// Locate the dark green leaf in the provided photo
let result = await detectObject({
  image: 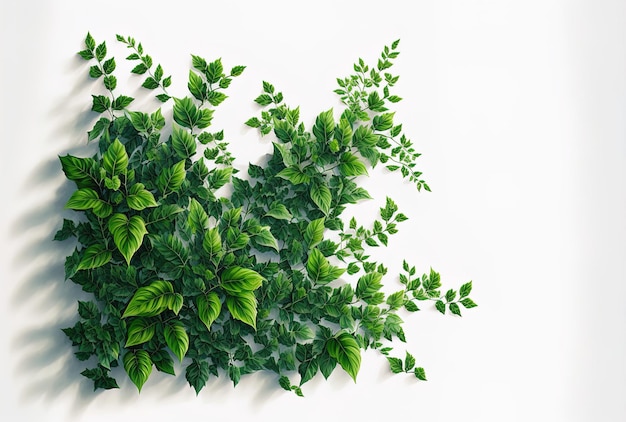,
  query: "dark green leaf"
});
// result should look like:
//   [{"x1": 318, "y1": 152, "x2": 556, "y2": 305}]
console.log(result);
[
  {"x1": 123, "y1": 350, "x2": 152, "y2": 392},
  {"x1": 186, "y1": 360, "x2": 210, "y2": 395},
  {"x1": 326, "y1": 332, "x2": 361, "y2": 382}
]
